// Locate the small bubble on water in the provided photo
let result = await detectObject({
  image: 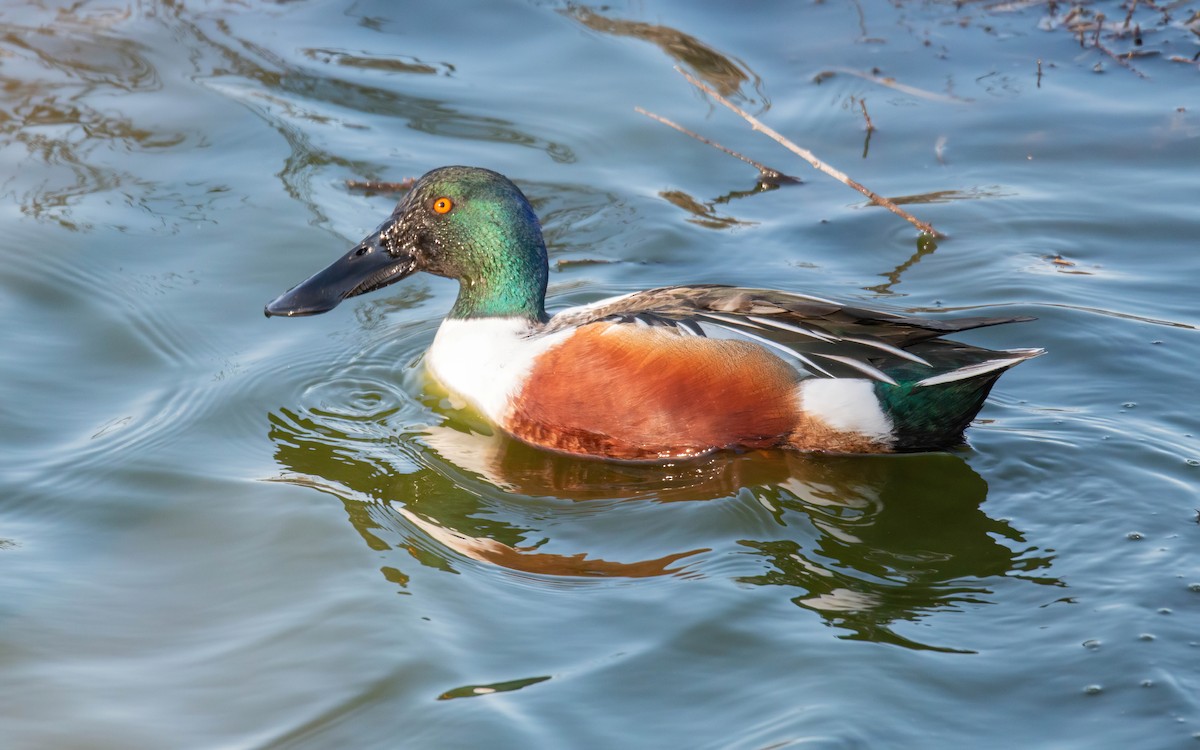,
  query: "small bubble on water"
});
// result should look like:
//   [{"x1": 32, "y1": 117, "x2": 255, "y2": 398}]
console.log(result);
[
  {"x1": 1127, "y1": 532, "x2": 1144, "y2": 541},
  {"x1": 1138, "y1": 633, "x2": 1156, "y2": 642},
  {"x1": 1122, "y1": 402, "x2": 1137, "y2": 409},
  {"x1": 1158, "y1": 608, "x2": 1173, "y2": 615},
  {"x1": 1141, "y1": 679, "x2": 1154, "y2": 688},
  {"x1": 1082, "y1": 639, "x2": 1102, "y2": 650},
  {"x1": 1188, "y1": 583, "x2": 1200, "y2": 593},
  {"x1": 1083, "y1": 684, "x2": 1103, "y2": 696},
  {"x1": 1186, "y1": 459, "x2": 1200, "y2": 467}
]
